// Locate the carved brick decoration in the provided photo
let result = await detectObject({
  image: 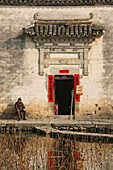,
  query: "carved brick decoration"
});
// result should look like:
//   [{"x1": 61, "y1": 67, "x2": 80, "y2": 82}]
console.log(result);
[
  {"x1": 23, "y1": 14, "x2": 104, "y2": 77},
  {"x1": 23, "y1": 23, "x2": 104, "y2": 38},
  {"x1": 0, "y1": 0, "x2": 113, "y2": 6},
  {"x1": 23, "y1": 13, "x2": 104, "y2": 40}
]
